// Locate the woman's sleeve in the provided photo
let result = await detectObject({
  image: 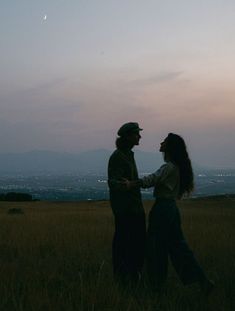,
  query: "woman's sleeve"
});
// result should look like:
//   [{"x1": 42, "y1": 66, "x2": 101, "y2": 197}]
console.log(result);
[{"x1": 141, "y1": 164, "x2": 168, "y2": 188}]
